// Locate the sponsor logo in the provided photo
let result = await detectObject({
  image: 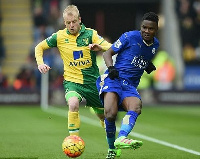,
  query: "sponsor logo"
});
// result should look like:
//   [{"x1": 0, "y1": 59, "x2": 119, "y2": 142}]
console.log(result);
[
  {"x1": 131, "y1": 55, "x2": 147, "y2": 69},
  {"x1": 69, "y1": 50, "x2": 91, "y2": 67},
  {"x1": 69, "y1": 60, "x2": 90, "y2": 66},
  {"x1": 73, "y1": 51, "x2": 83, "y2": 60}
]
